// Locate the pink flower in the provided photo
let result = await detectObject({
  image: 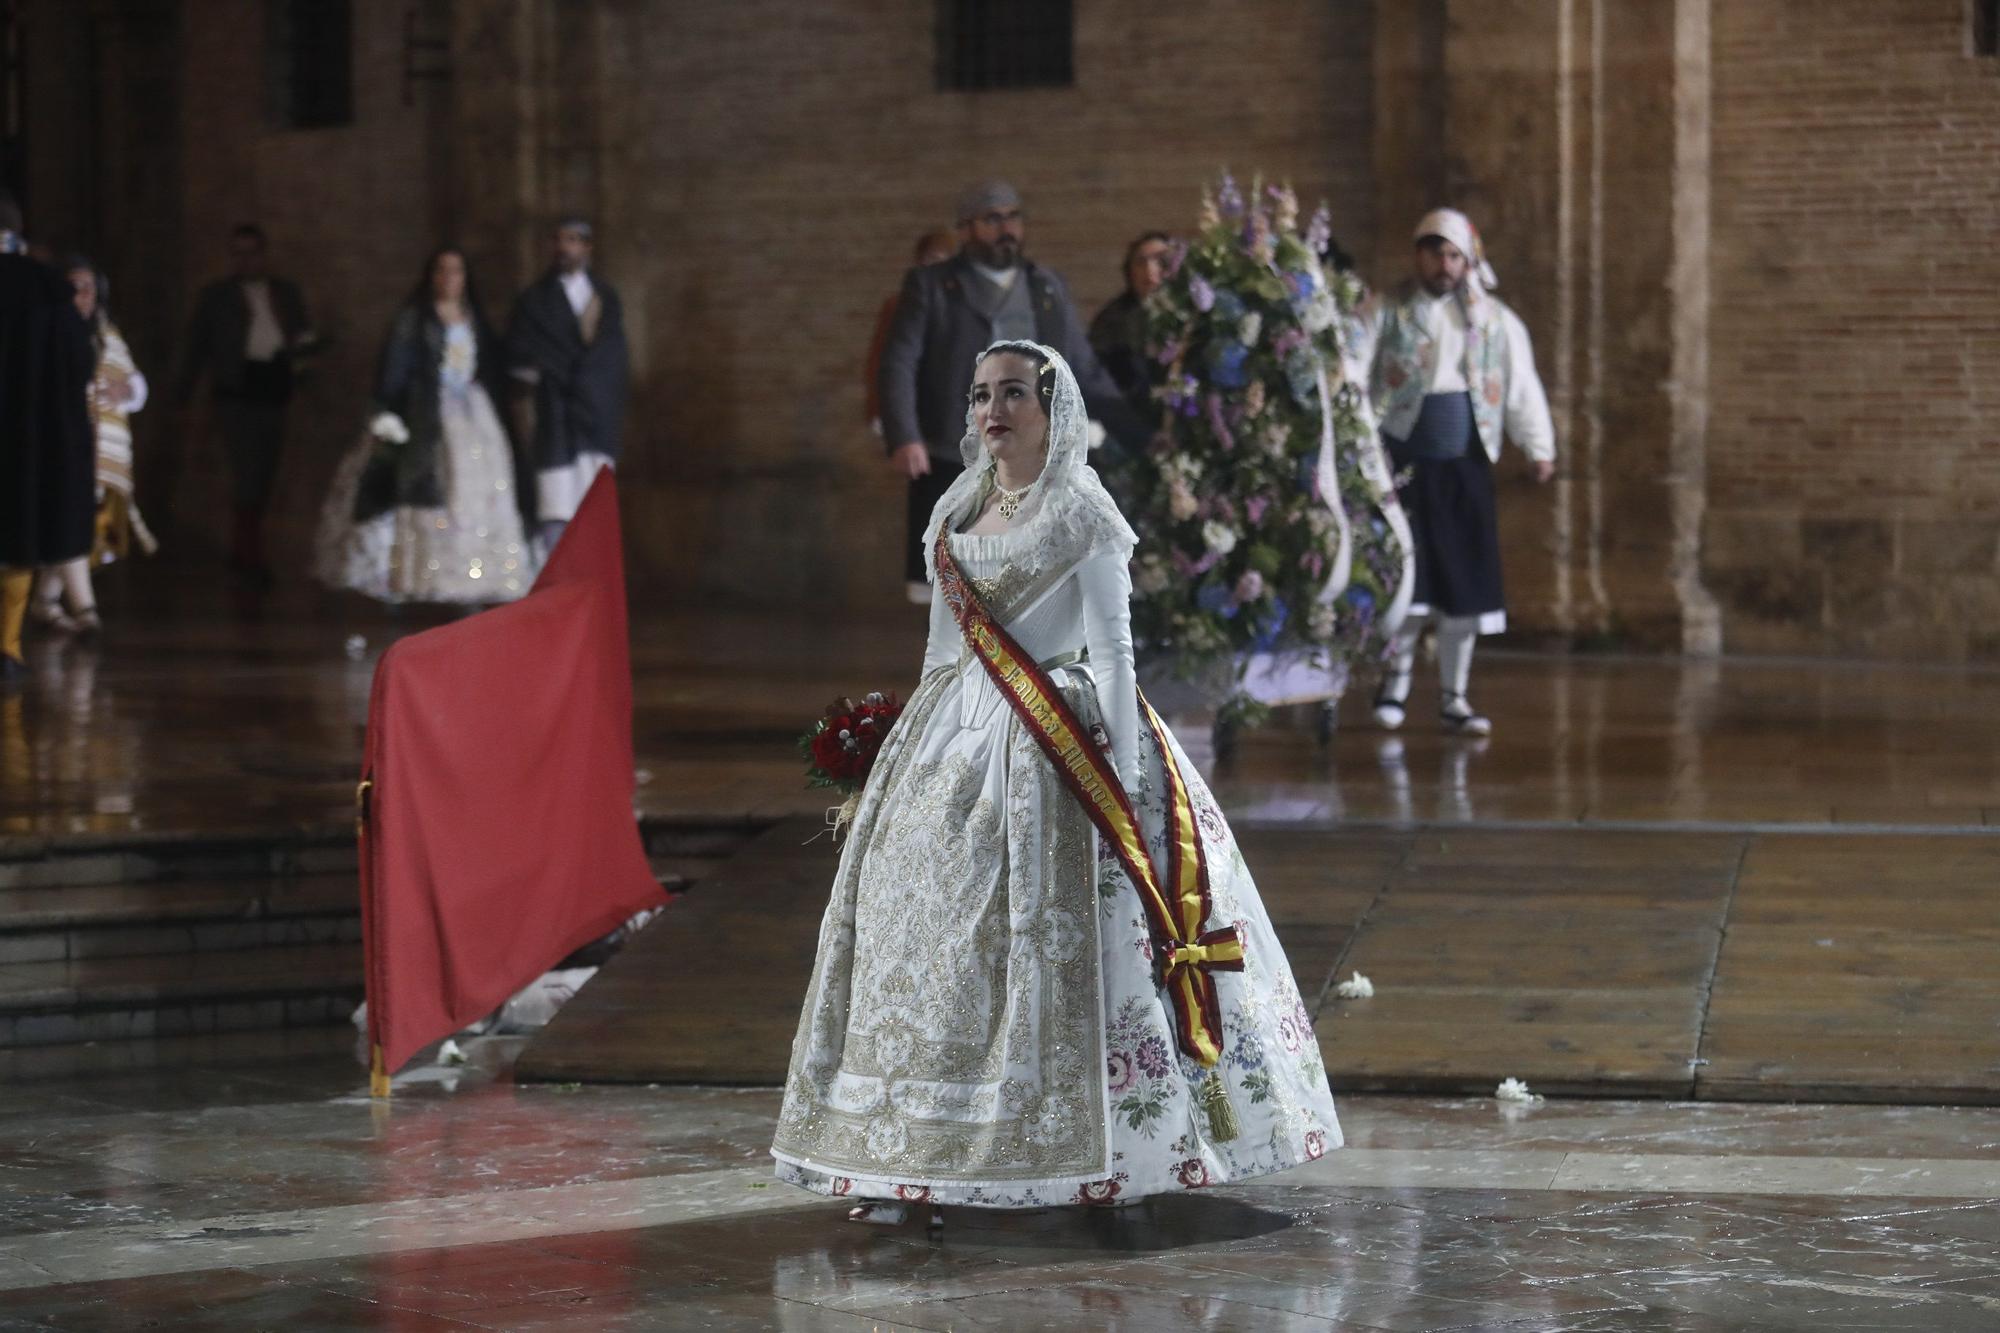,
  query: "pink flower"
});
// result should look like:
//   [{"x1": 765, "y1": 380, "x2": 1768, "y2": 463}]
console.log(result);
[
  {"x1": 1245, "y1": 495, "x2": 1271, "y2": 525},
  {"x1": 1076, "y1": 1179, "x2": 1122, "y2": 1204},
  {"x1": 1233, "y1": 570, "x2": 1265, "y2": 604},
  {"x1": 1107, "y1": 1052, "x2": 1135, "y2": 1093},
  {"x1": 1175, "y1": 1159, "x2": 1212, "y2": 1189},
  {"x1": 1305, "y1": 1130, "x2": 1327, "y2": 1161}
]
